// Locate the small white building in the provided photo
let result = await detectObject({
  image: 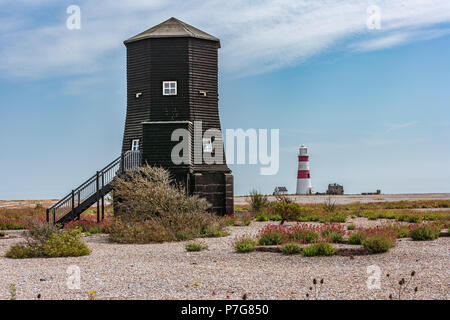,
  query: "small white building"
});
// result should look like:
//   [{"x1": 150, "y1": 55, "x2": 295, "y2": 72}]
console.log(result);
[{"x1": 273, "y1": 187, "x2": 288, "y2": 195}]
